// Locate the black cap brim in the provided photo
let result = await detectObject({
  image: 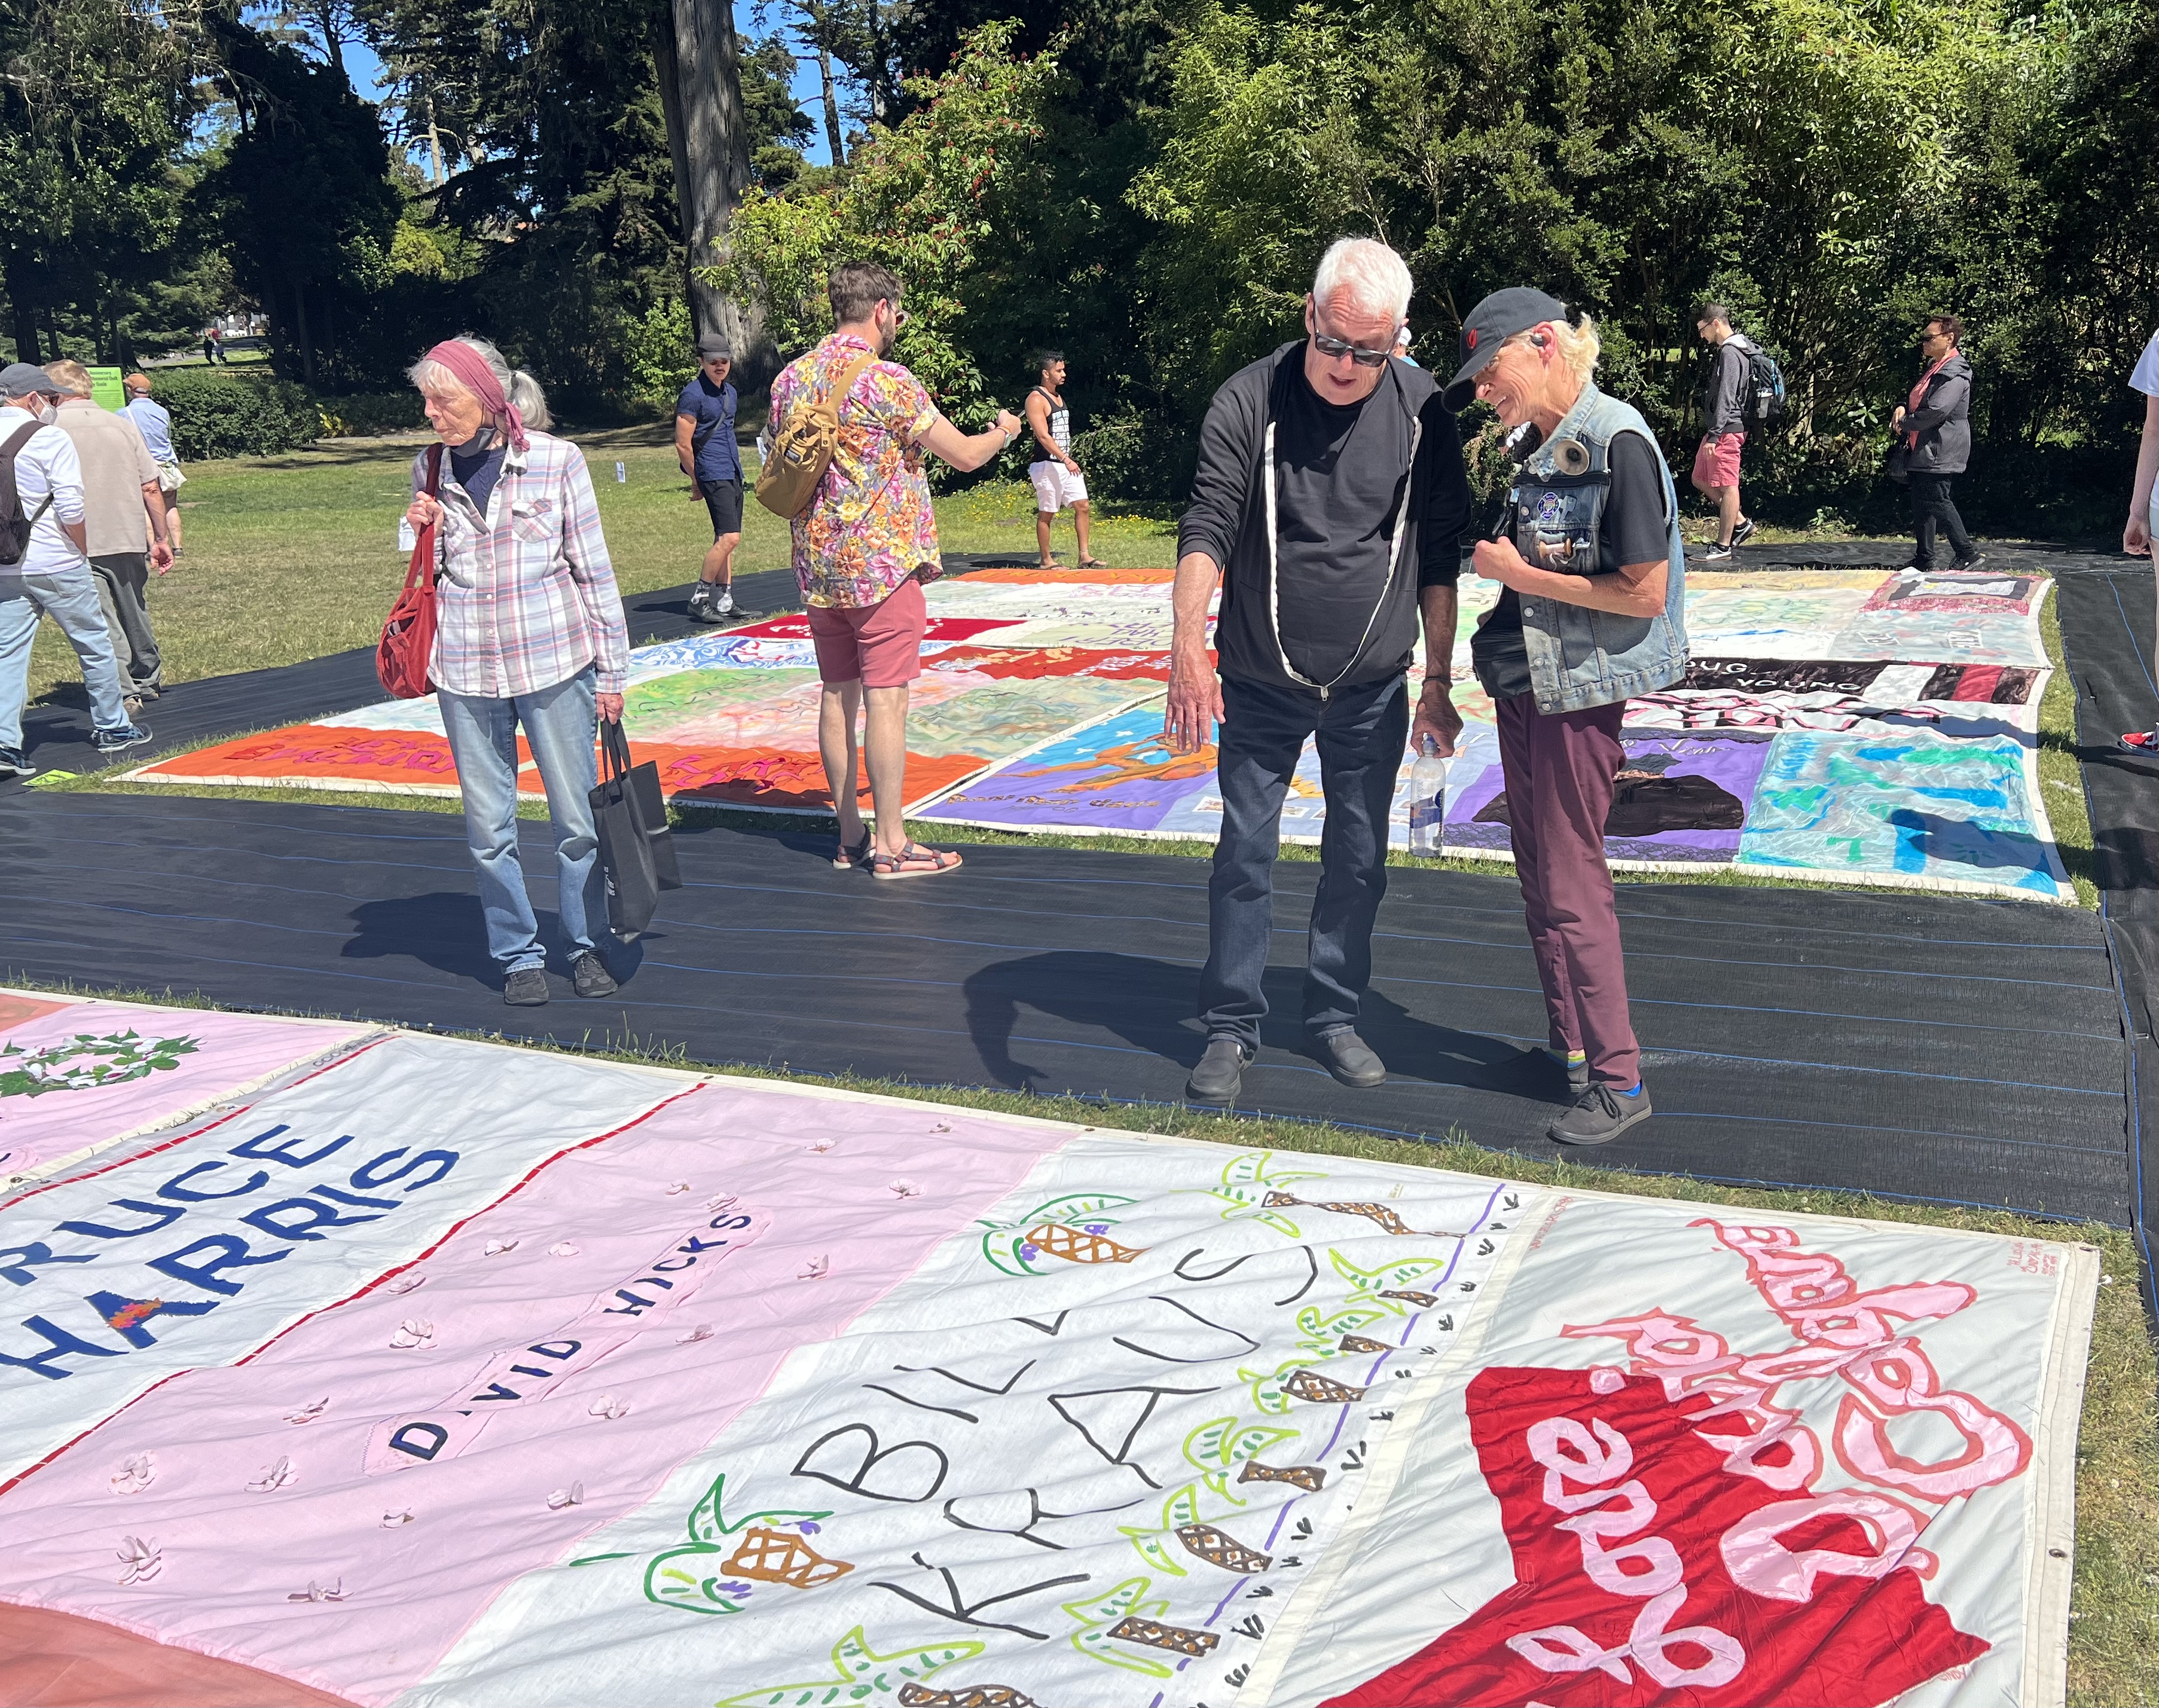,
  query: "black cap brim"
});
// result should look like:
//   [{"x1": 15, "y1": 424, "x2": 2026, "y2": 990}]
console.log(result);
[{"x1": 1441, "y1": 346, "x2": 1499, "y2": 413}]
